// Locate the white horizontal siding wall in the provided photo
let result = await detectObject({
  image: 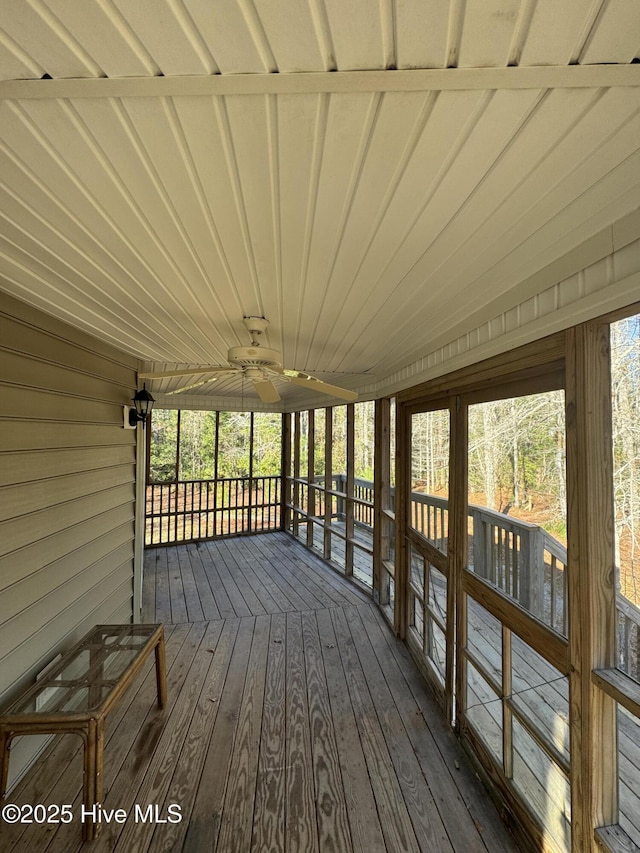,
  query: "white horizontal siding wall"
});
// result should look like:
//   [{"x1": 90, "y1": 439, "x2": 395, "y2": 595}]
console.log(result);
[{"x1": 0, "y1": 291, "x2": 138, "y2": 787}]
